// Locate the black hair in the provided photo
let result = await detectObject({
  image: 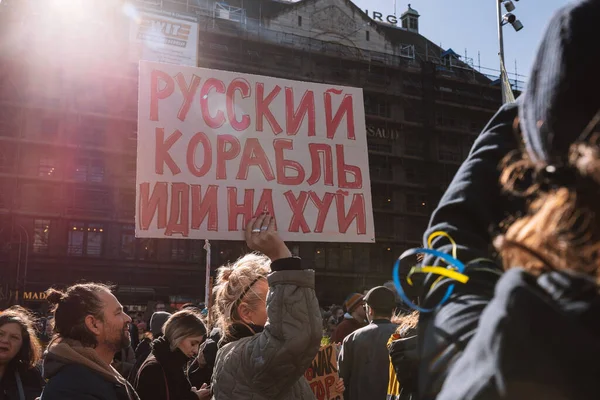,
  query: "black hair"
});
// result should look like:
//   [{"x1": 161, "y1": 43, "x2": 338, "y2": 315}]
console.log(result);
[{"x1": 46, "y1": 283, "x2": 112, "y2": 347}]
